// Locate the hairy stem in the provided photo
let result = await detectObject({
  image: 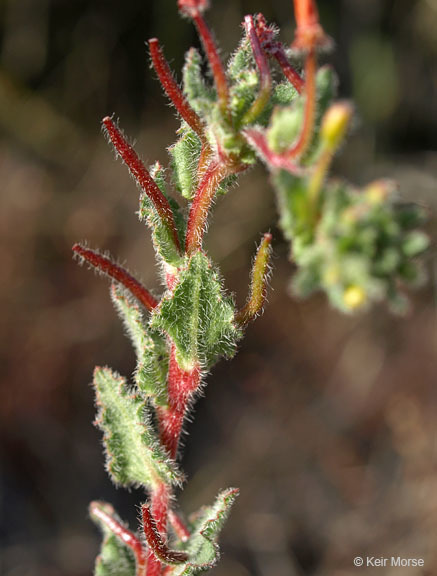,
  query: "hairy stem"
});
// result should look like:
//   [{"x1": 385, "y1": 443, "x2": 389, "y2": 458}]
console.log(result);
[
  {"x1": 287, "y1": 49, "x2": 316, "y2": 159},
  {"x1": 273, "y1": 47, "x2": 304, "y2": 93},
  {"x1": 192, "y1": 12, "x2": 229, "y2": 117},
  {"x1": 158, "y1": 346, "x2": 202, "y2": 459},
  {"x1": 242, "y1": 15, "x2": 272, "y2": 125},
  {"x1": 102, "y1": 117, "x2": 182, "y2": 254},
  {"x1": 72, "y1": 244, "x2": 158, "y2": 311},
  {"x1": 185, "y1": 162, "x2": 229, "y2": 254},
  {"x1": 149, "y1": 38, "x2": 208, "y2": 145}
]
